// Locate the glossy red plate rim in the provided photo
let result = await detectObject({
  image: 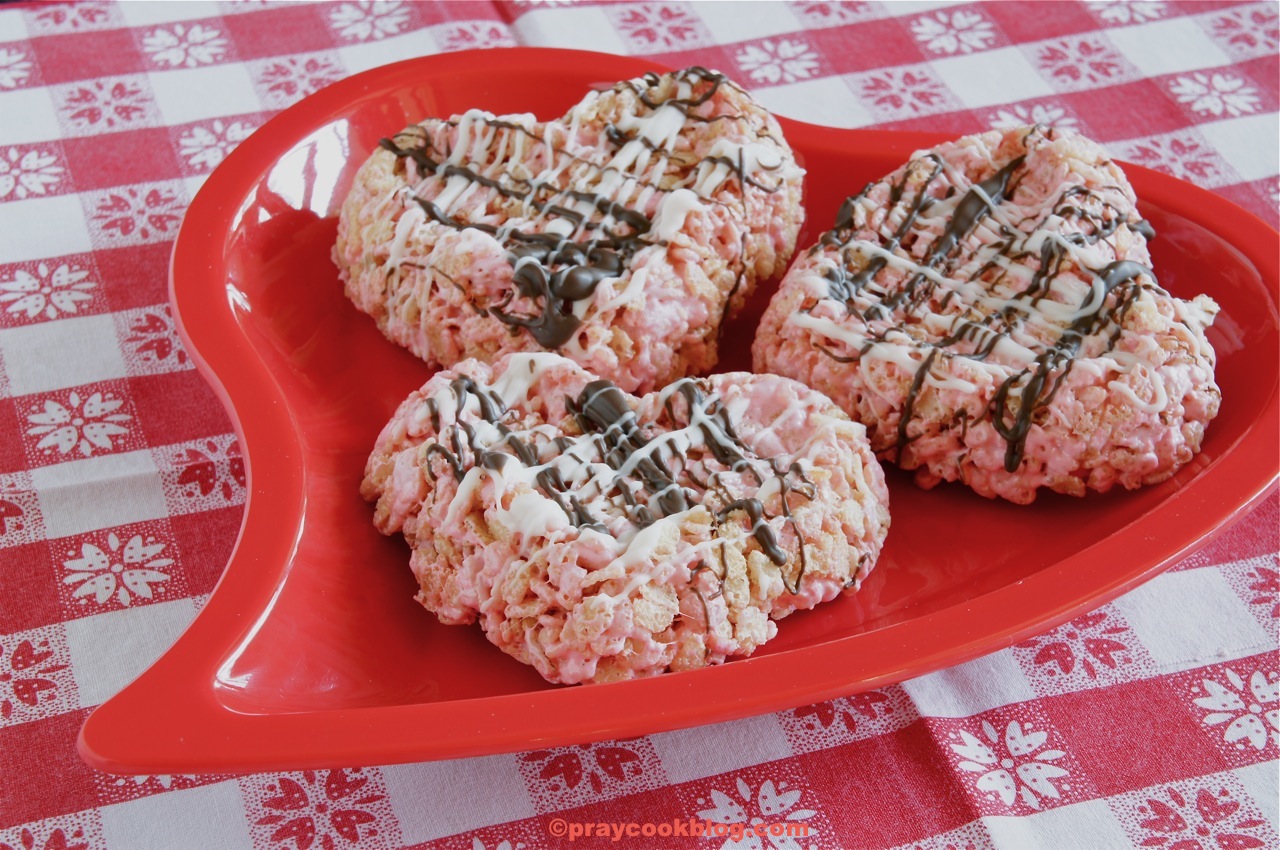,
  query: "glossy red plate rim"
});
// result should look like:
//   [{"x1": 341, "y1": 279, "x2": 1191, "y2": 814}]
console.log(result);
[{"x1": 78, "y1": 48, "x2": 1280, "y2": 774}]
